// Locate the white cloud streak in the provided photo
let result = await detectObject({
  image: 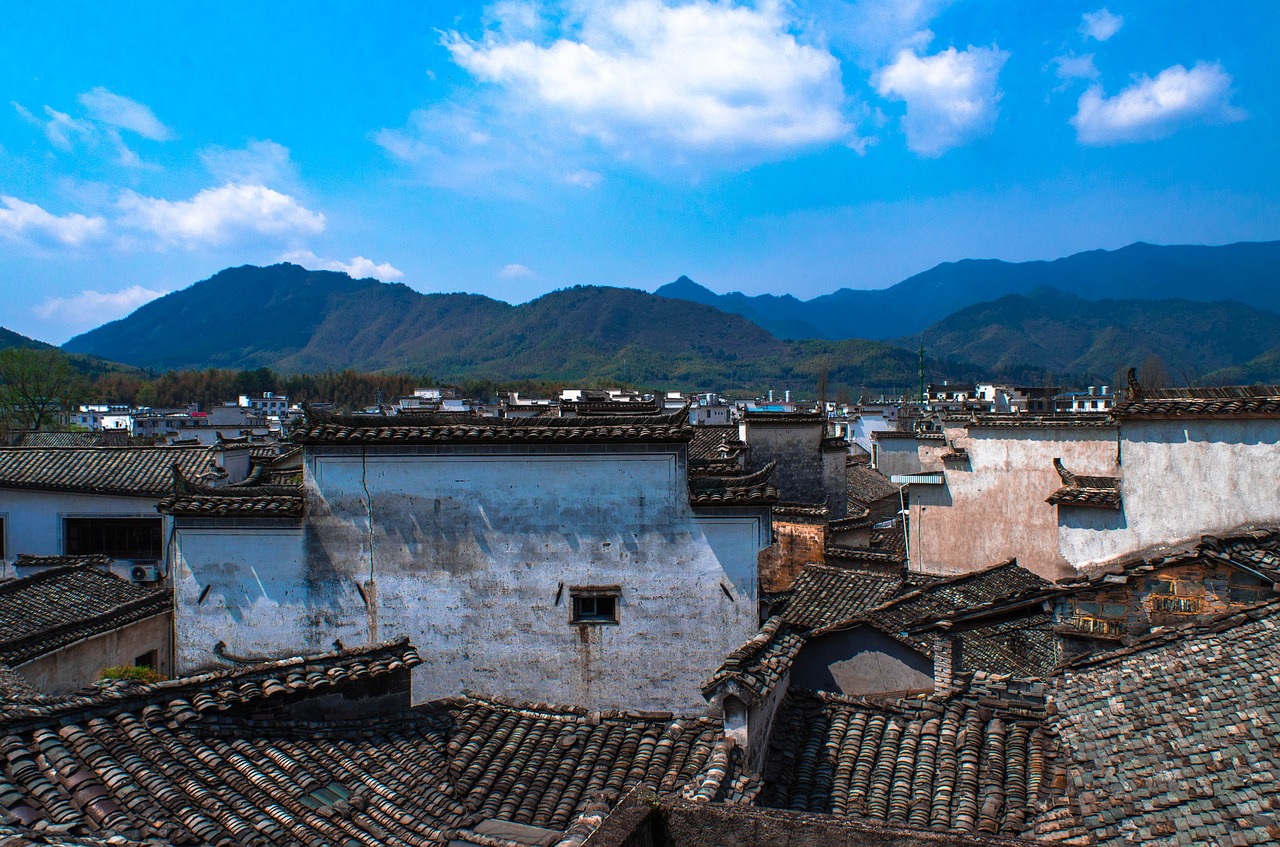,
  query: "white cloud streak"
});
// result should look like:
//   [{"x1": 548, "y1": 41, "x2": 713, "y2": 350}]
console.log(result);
[
  {"x1": 0, "y1": 196, "x2": 107, "y2": 247},
  {"x1": 1080, "y1": 9, "x2": 1123, "y2": 42},
  {"x1": 116, "y1": 183, "x2": 325, "y2": 246},
  {"x1": 77, "y1": 87, "x2": 173, "y2": 140},
  {"x1": 33, "y1": 285, "x2": 167, "y2": 326},
  {"x1": 281, "y1": 250, "x2": 404, "y2": 281},
  {"x1": 199, "y1": 139, "x2": 297, "y2": 186},
  {"x1": 442, "y1": 0, "x2": 851, "y2": 152},
  {"x1": 1072, "y1": 62, "x2": 1247, "y2": 145},
  {"x1": 876, "y1": 44, "x2": 1008, "y2": 156},
  {"x1": 498, "y1": 263, "x2": 535, "y2": 278}
]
